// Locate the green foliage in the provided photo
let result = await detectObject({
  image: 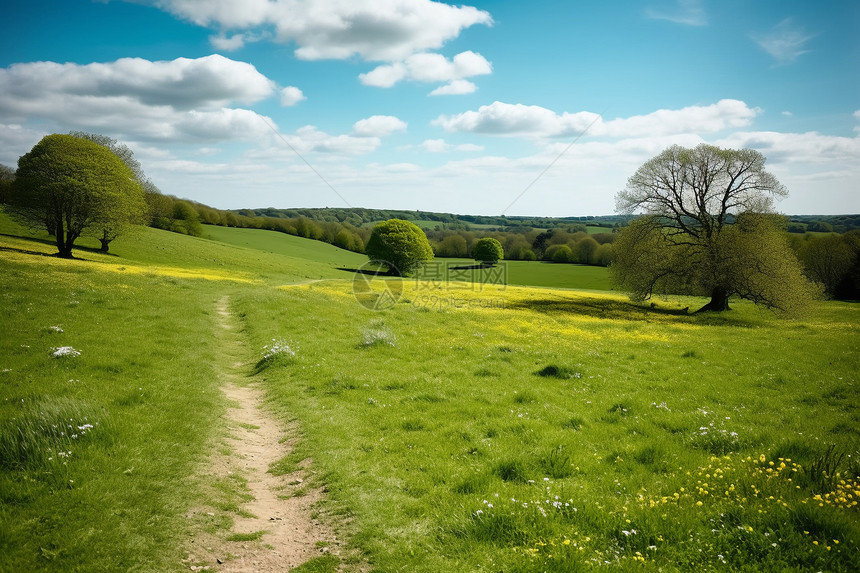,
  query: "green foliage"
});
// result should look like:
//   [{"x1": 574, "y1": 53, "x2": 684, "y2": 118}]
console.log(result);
[
  {"x1": 724, "y1": 213, "x2": 823, "y2": 315},
  {"x1": 799, "y1": 233, "x2": 859, "y2": 299},
  {"x1": 549, "y1": 244, "x2": 573, "y2": 263},
  {"x1": 473, "y1": 237, "x2": 504, "y2": 264},
  {"x1": 10, "y1": 134, "x2": 145, "y2": 257},
  {"x1": 614, "y1": 145, "x2": 817, "y2": 314},
  {"x1": 145, "y1": 187, "x2": 204, "y2": 237},
  {"x1": 365, "y1": 219, "x2": 434, "y2": 276}
]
